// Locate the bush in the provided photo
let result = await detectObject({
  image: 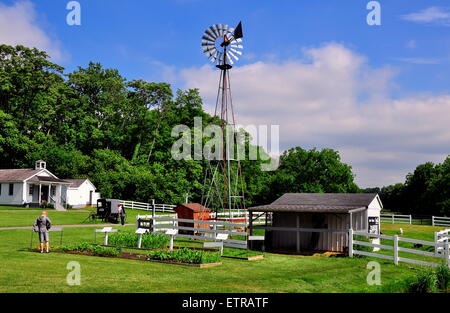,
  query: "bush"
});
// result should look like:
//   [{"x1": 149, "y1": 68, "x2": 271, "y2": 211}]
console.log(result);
[
  {"x1": 147, "y1": 248, "x2": 221, "y2": 264},
  {"x1": 60, "y1": 242, "x2": 121, "y2": 257},
  {"x1": 436, "y1": 264, "x2": 450, "y2": 291},
  {"x1": 91, "y1": 245, "x2": 121, "y2": 257},
  {"x1": 108, "y1": 232, "x2": 169, "y2": 249},
  {"x1": 406, "y1": 270, "x2": 437, "y2": 293},
  {"x1": 60, "y1": 242, "x2": 93, "y2": 252}
]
